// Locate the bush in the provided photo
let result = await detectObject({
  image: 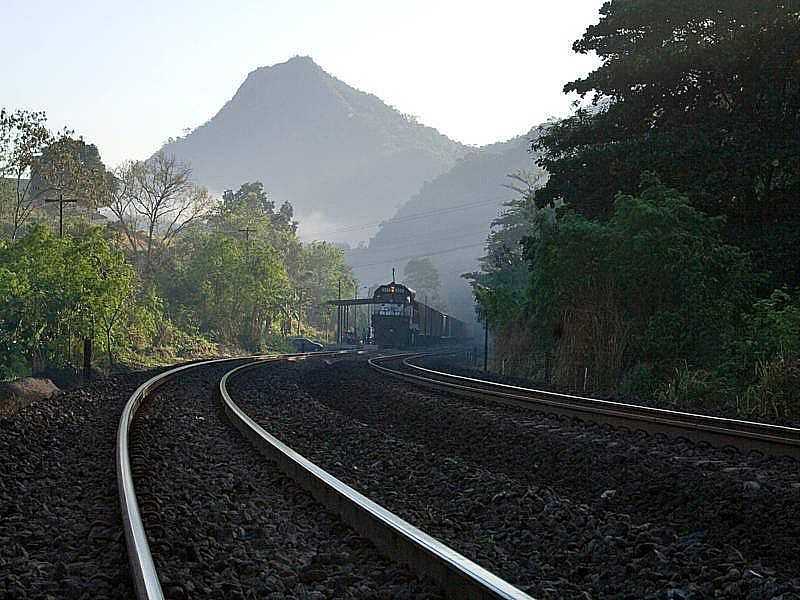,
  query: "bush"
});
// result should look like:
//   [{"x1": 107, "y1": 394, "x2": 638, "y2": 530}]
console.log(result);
[
  {"x1": 619, "y1": 364, "x2": 657, "y2": 399},
  {"x1": 737, "y1": 354, "x2": 800, "y2": 421},
  {"x1": 654, "y1": 363, "x2": 721, "y2": 411},
  {"x1": 523, "y1": 175, "x2": 756, "y2": 393}
]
